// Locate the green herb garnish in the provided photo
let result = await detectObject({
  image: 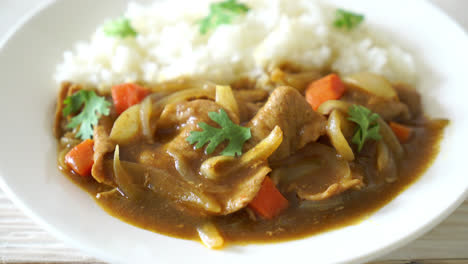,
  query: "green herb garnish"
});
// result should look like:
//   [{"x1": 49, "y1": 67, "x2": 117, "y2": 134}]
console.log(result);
[
  {"x1": 186, "y1": 109, "x2": 251, "y2": 156},
  {"x1": 199, "y1": 0, "x2": 250, "y2": 34},
  {"x1": 103, "y1": 17, "x2": 137, "y2": 38},
  {"x1": 333, "y1": 9, "x2": 364, "y2": 30},
  {"x1": 63, "y1": 90, "x2": 111, "y2": 140},
  {"x1": 347, "y1": 105, "x2": 381, "y2": 152}
]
